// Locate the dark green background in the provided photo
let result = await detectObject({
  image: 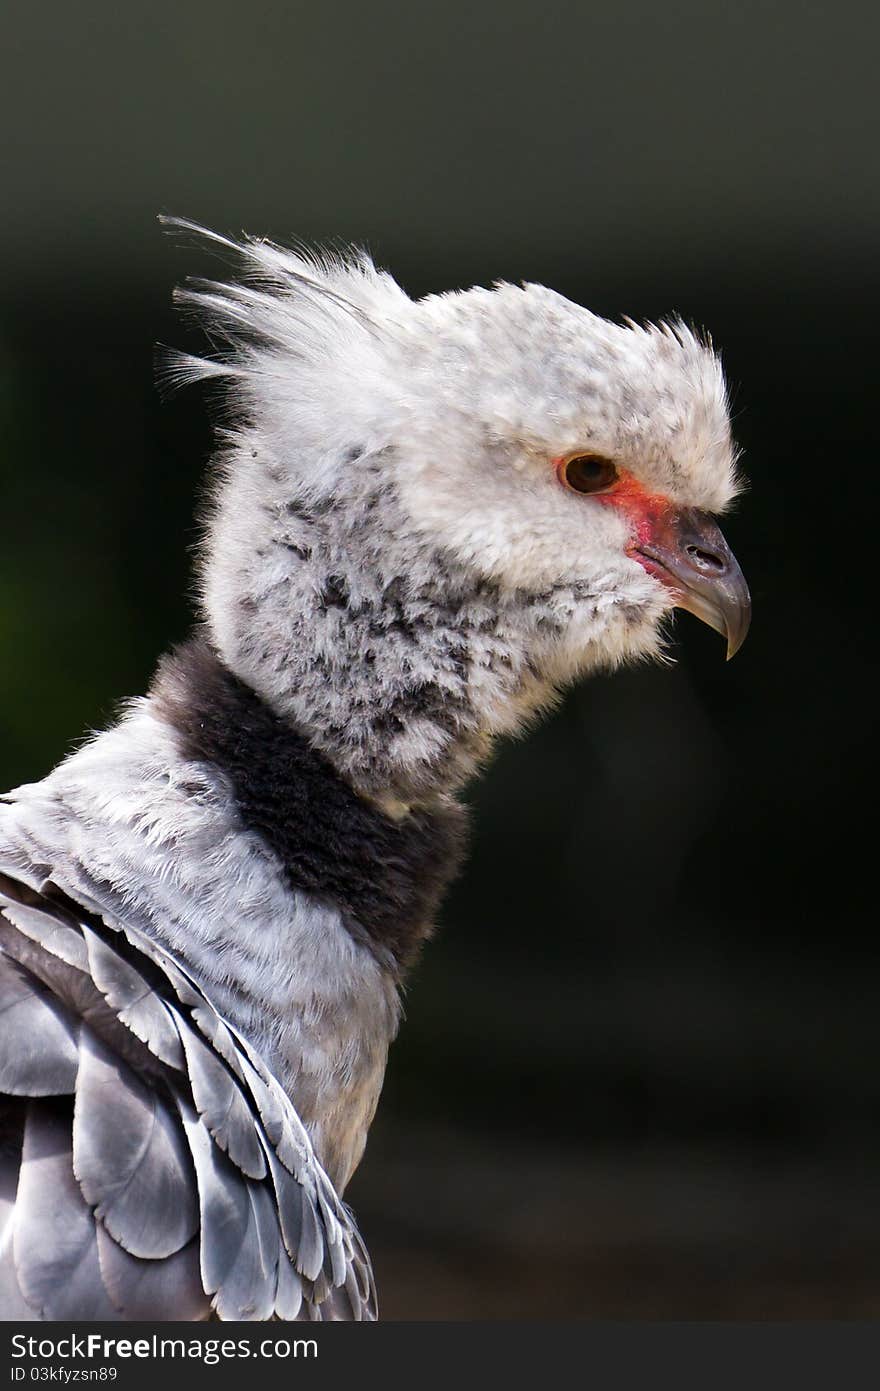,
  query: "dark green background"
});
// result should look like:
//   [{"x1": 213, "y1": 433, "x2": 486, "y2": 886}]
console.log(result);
[{"x1": 1, "y1": 1, "x2": 877, "y2": 1316}]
